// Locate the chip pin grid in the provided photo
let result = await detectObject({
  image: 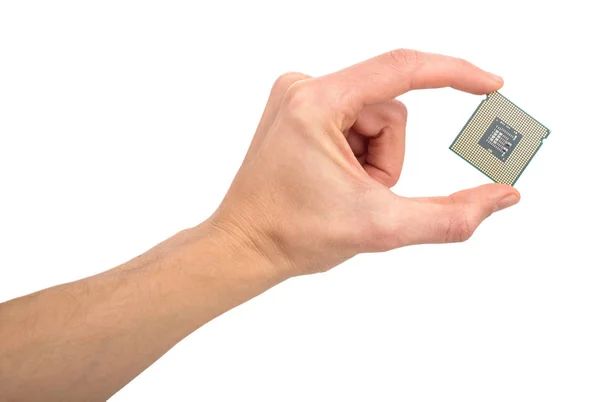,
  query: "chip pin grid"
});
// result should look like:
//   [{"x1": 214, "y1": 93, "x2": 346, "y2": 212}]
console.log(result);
[{"x1": 450, "y1": 92, "x2": 550, "y2": 186}]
